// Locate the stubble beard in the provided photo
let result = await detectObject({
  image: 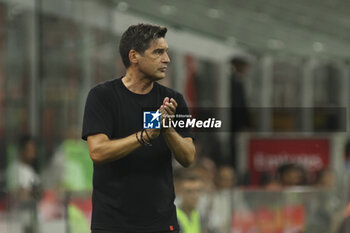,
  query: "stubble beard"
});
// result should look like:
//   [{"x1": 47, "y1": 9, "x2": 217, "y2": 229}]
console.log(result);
[{"x1": 145, "y1": 71, "x2": 166, "y2": 82}]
